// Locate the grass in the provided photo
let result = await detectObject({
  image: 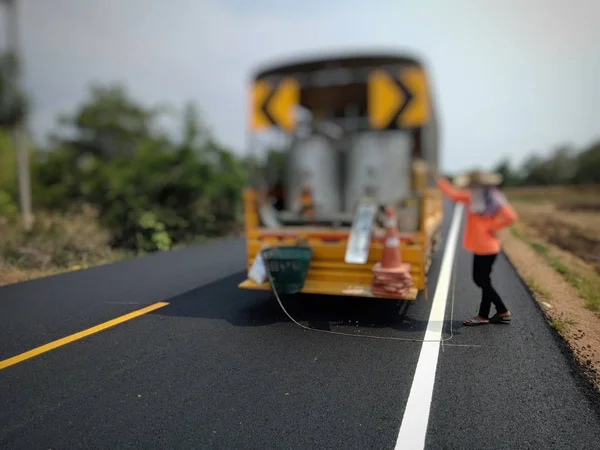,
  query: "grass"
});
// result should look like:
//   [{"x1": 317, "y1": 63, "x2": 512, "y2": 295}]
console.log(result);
[
  {"x1": 550, "y1": 317, "x2": 577, "y2": 336},
  {"x1": 569, "y1": 273, "x2": 600, "y2": 314},
  {"x1": 530, "y1": 241, "x2": 549, "y2": 256},
  {"x1": 525, "y1": 276, "x2": 550, "y2": 299},
  {"x1": 0, "y1": 206, "x2": 223, "y2": 287},
  {"x1": 507, "y1": 194, "x2": 597, "y2": 204},
  {"x1": 545, "y1": 253, "x2": 600, "y2": 314},
  {"x1": 509, "y1": 225, "x2": 523, "y2": 239},
  {"x1": 504, "y1": 185, "x2": 600, "y2": 201},
  {"x1": 0, "y1": 206, "x2": 129, "y2": 286},
  {"x1": 510, "y1": 224, "x2": 600, "y2": 315}
]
